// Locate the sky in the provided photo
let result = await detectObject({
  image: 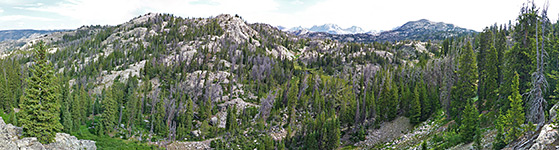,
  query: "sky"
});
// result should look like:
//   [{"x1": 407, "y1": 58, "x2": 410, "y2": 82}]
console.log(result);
[{"x1": 0, "y1": 0, "x2": 558, "y2": 32}]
